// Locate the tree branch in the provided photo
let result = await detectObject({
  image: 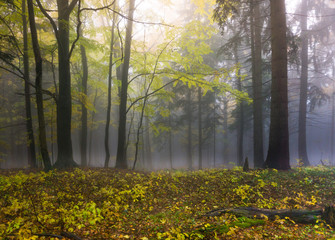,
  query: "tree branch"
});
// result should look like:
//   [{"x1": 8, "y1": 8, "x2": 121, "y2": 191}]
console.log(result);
[
  {"x1": 126, "y1": 77, "x2": 180, "y2": 114},
  {"x1": 35, "y1": 0, "x2": 59, "y2": 39},
  {"x1": 0, "y1": 64, "x2": 23, "y2": 79}
]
